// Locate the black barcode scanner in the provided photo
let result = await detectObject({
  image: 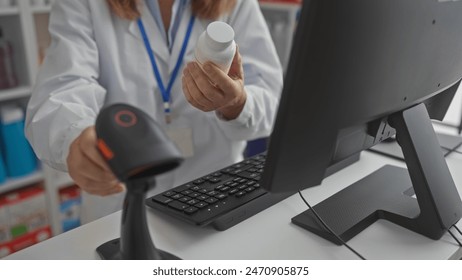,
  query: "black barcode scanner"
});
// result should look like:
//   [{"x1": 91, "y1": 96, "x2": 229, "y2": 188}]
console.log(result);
[{"x1": 94, "y1": 104, "x2": 183, "y2": 260}]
